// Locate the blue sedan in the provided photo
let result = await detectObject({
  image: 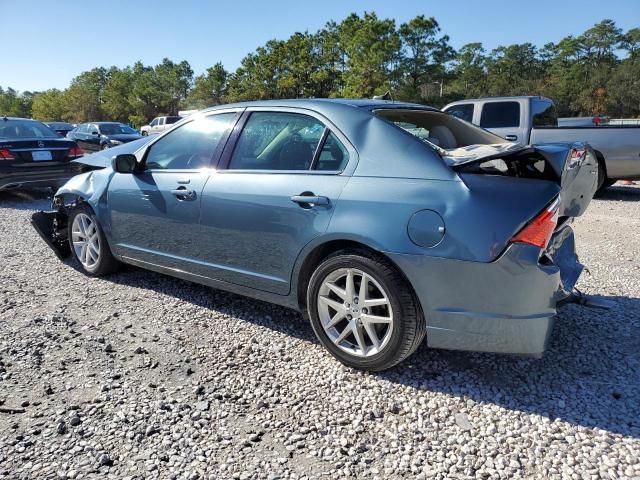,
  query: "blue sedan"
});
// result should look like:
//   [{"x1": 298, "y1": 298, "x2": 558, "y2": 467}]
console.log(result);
[{"x1": 31, "y1": 99, "x2": 598, "y2": 371}]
